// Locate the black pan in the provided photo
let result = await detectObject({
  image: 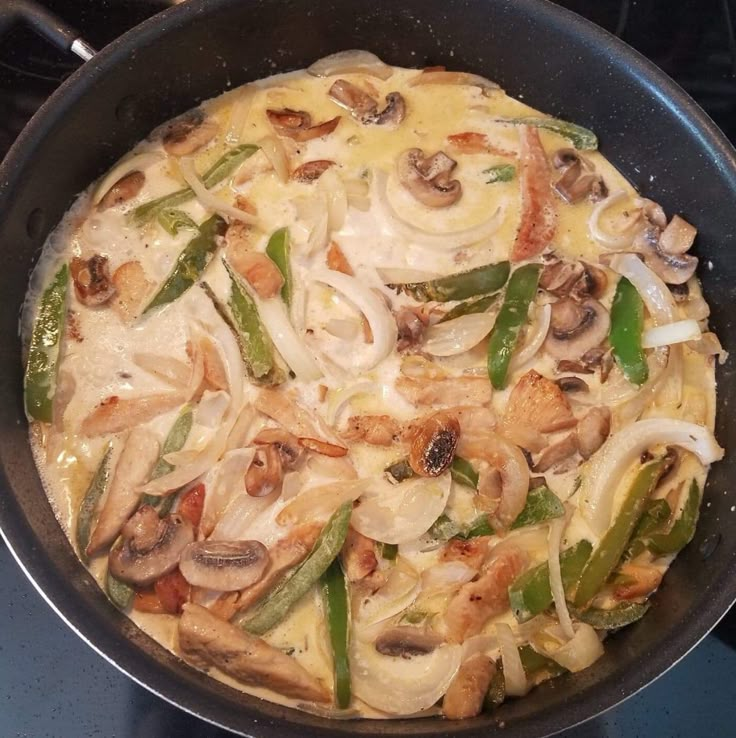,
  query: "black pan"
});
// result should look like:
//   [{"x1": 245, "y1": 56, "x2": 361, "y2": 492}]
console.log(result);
[{"x1": 1, "y1": 0, "x2": 735, "y2": 735}]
